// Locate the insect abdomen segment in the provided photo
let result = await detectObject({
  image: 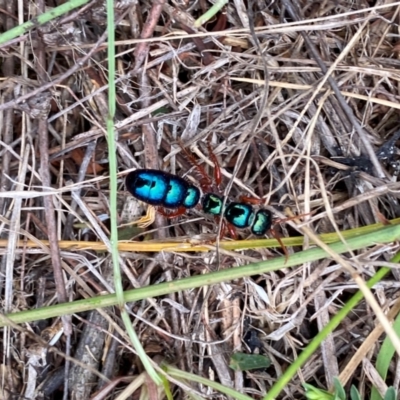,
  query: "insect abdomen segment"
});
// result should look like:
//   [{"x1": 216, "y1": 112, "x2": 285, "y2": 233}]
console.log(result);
[{"x1": 126, "y1": 169, "x2": 201, "y2": 209}]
